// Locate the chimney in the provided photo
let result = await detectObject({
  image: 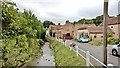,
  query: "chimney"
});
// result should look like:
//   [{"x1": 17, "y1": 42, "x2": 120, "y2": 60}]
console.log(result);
[
  {"x1": 58, "y1": 23, "x2": 61, "y2": 25},
  {"x1": 66, "y1": 20, "x2": 70, "y2": 24}
]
